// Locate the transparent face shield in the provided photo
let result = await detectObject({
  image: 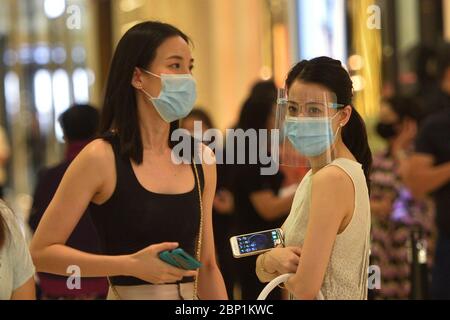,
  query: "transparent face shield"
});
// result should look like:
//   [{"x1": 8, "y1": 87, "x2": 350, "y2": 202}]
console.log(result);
[{"x1": 275, "y1": 88, "x2": 343, "y2": 168}]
